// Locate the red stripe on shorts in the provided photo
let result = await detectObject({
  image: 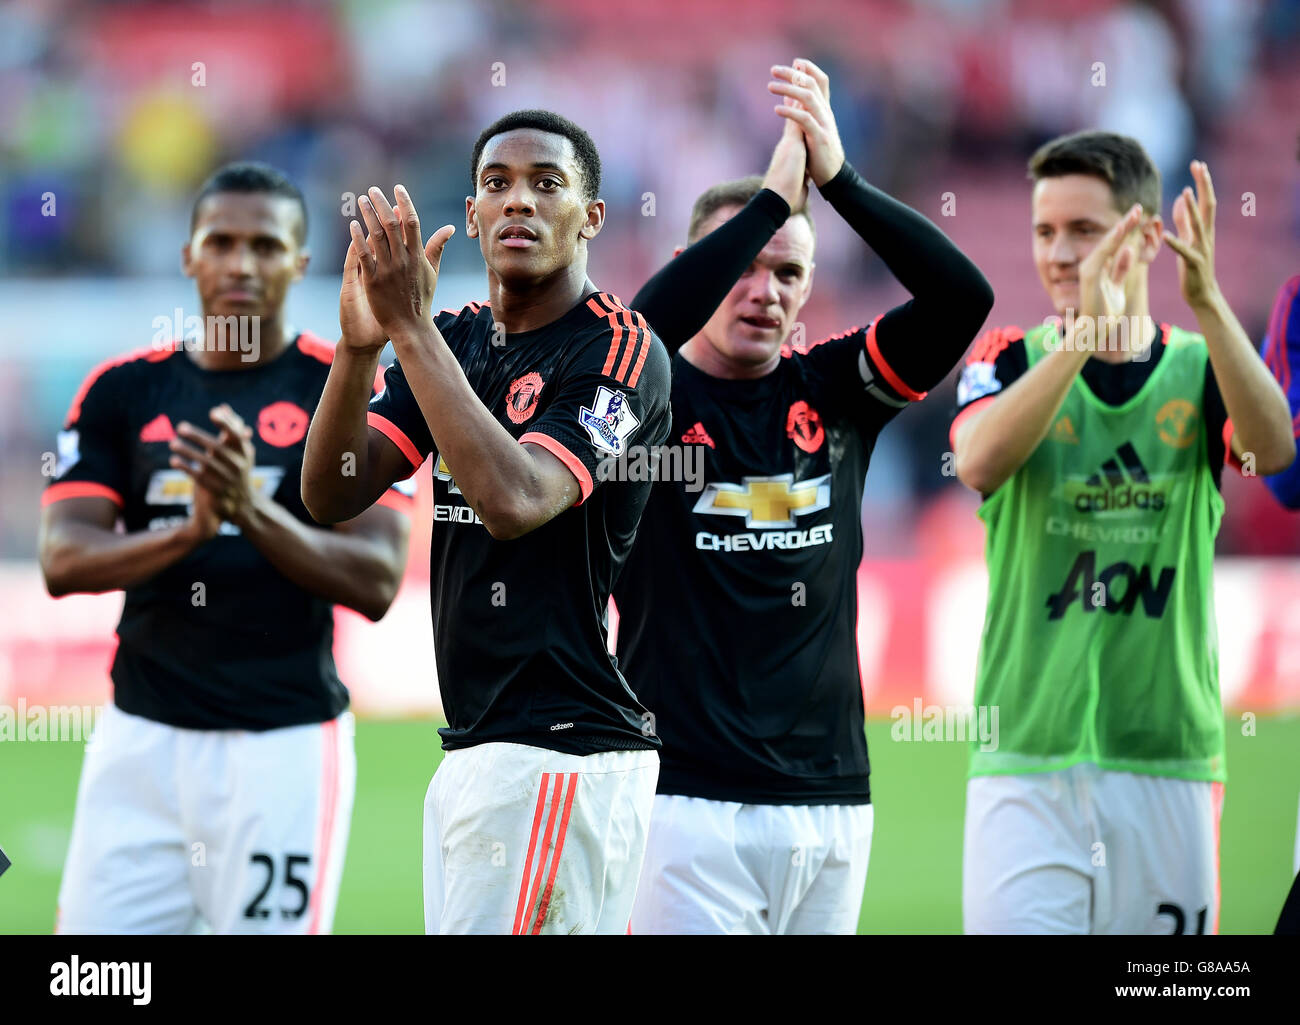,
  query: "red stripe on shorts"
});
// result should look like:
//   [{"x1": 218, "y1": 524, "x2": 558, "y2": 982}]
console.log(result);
[
  {"x1": 513, "y1": 773, "x2": 554, "y2": 935},
  {"x1": 307, "y1": 718, "x2": 339, "y2": 934},
  {"x1": 531, "y1": 772, "x2": 579, "y2": 934}
]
